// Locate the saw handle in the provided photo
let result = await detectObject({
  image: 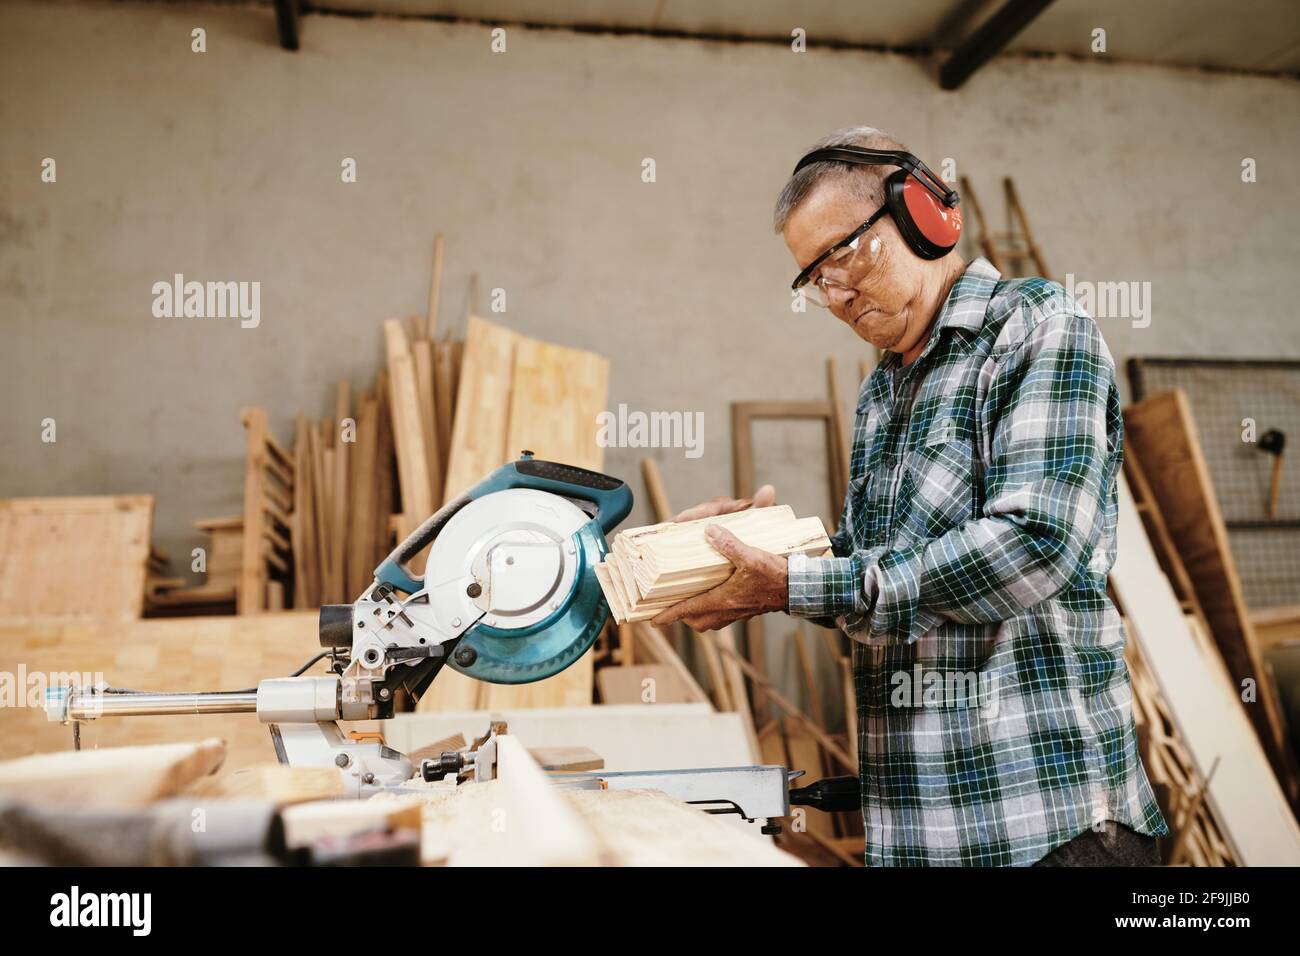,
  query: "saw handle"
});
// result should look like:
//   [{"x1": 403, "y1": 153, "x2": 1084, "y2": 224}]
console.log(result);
[{"x1": 506, "y1": 455, "x2": 633, "y2": 535}]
